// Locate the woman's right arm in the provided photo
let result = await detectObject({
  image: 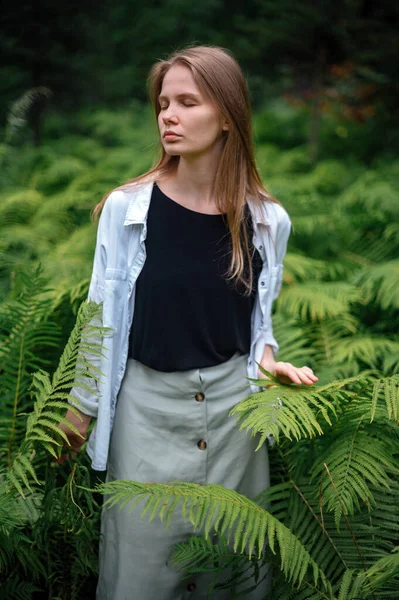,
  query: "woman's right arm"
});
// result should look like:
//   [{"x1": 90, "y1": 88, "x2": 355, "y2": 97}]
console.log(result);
[
  {"x1": 56, "y1": 408, "x2": 92, "y2": 464},
  {"x1": 57, "y1": 194, "x2": 114, "y2": 461}
]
